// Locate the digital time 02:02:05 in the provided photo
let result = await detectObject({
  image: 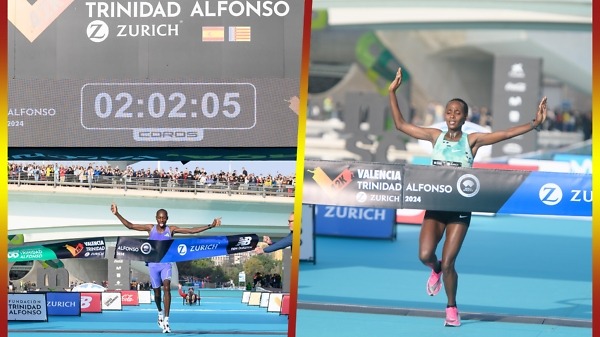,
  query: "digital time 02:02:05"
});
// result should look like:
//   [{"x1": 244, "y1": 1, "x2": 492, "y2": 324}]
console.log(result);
[{"x1": 80, "y1": 83, "x2": 257, "y2": 130}]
